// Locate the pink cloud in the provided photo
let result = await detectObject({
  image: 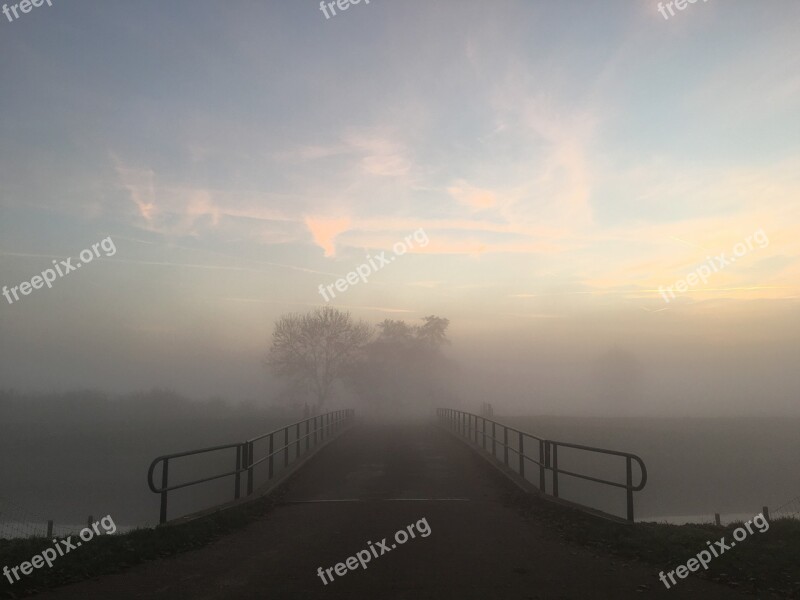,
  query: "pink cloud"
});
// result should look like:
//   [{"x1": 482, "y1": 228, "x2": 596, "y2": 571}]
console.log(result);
[{"x1": 305, "y1": 216, "x2": 352, "y2": 257}]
